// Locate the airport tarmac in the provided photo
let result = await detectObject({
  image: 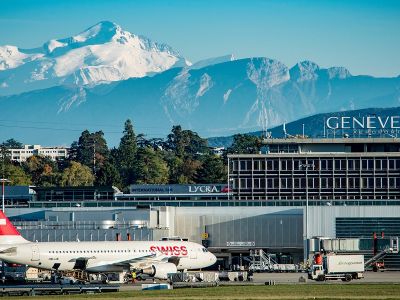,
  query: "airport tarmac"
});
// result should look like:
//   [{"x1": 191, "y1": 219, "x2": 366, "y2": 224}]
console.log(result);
[
  {"x1": 119, "y1": 271, "x2": 400, "y2": 291},
  {"x1": 251, "y1": 271, "x2": 400, "y2": 284}
]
